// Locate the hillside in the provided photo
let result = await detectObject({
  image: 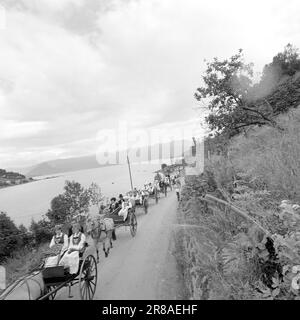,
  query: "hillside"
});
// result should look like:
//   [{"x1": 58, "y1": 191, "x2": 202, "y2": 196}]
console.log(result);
[
  {"x1": 26, "y1": 155, "x2": 105, "y2": 177},
  {"x1": 175, "y1": 106, "x2": 300, "y2": 300}
]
